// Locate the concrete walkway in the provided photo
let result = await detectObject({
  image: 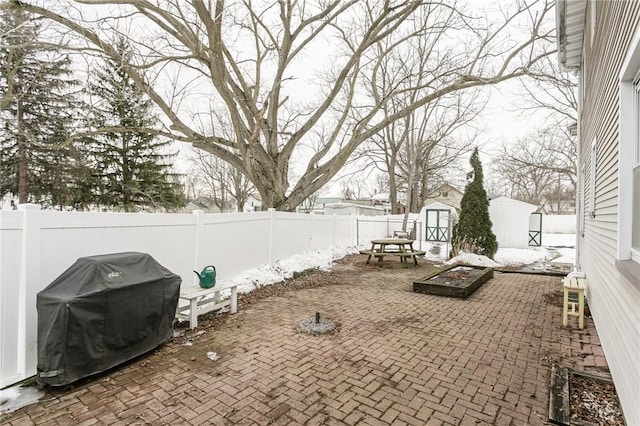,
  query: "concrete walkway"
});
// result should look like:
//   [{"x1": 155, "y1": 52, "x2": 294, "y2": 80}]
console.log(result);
[{"x1": 4, "y1": 258, "x2": 608, "y2": 425}]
